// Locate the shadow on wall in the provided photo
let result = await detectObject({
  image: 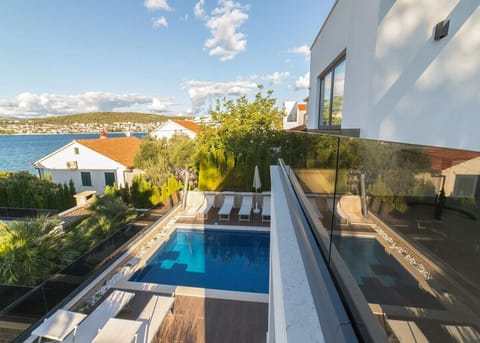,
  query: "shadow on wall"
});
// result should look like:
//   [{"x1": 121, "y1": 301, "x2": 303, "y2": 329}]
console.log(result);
[{"x1": 370, "y1": 0, "x2": 480, "y2": 149}]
